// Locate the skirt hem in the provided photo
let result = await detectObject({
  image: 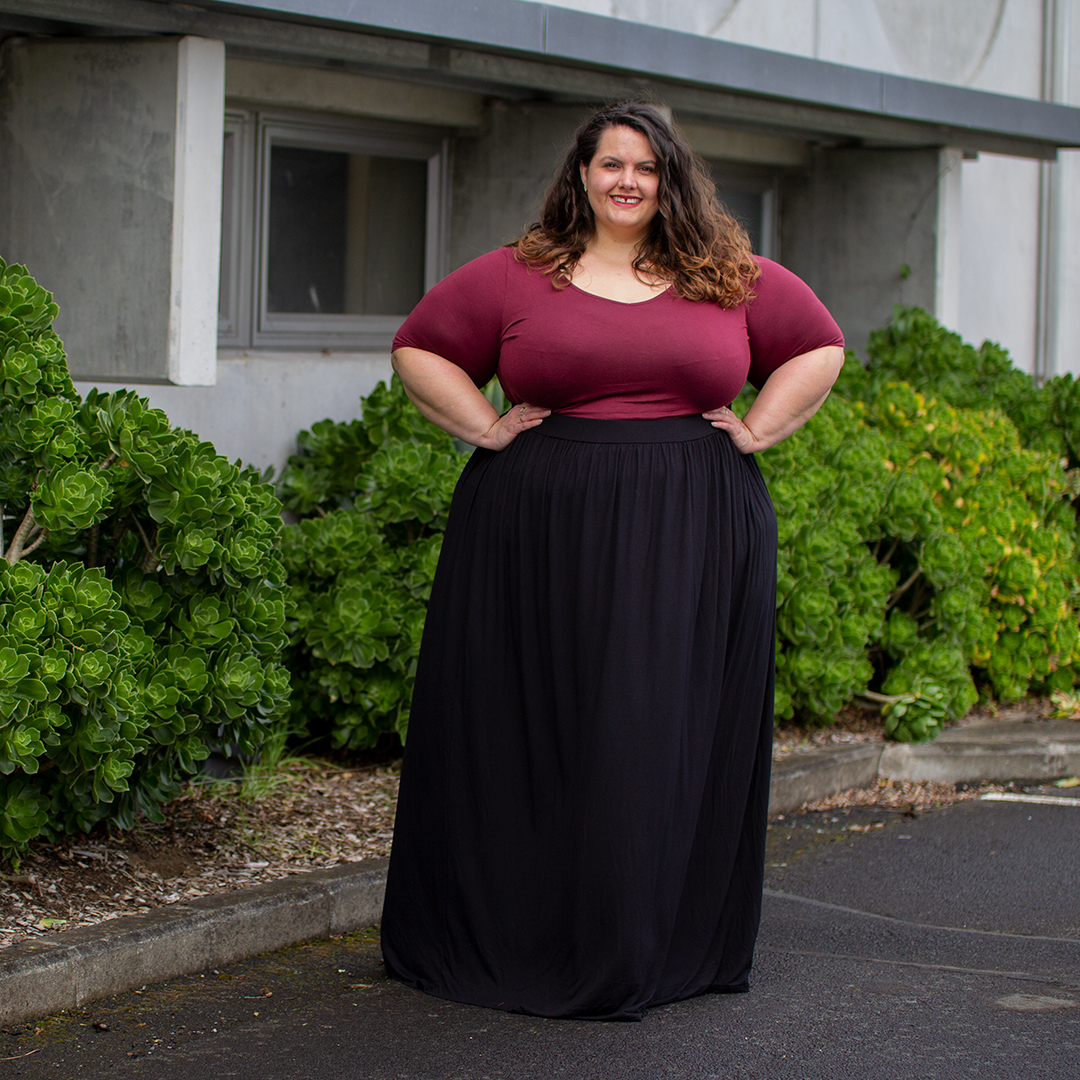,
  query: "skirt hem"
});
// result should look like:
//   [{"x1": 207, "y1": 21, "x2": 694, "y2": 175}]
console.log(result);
[{"x1": 383, "y1": 960, "x2": 752, "y2": 1022}]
